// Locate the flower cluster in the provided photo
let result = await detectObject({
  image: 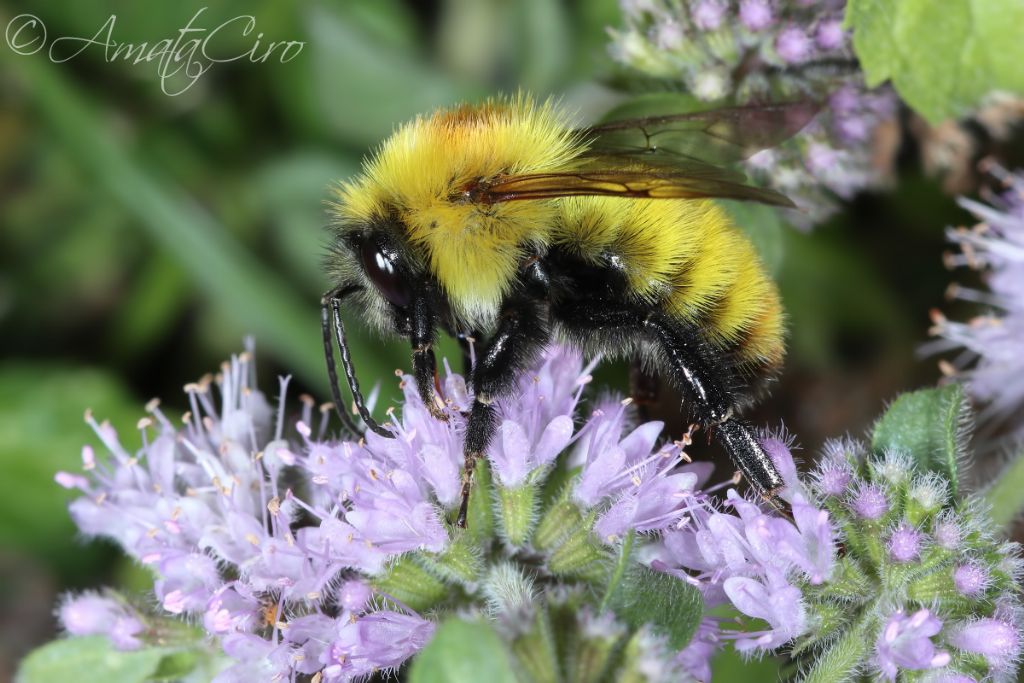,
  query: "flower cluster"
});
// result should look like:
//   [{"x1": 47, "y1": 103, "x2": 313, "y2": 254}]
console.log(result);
[
  {"x1": 608, "y1": 0, "x2": 898, "y2": 224},
  {"x1": 658, "y1": 437, "x2": 835, "y2": 675},
  {"x1": 930, "y1": 165, "x2": 1024, "y2": 444},
  {"x1": 55, "y1": 344, "x2": 1023, "y2": 681},
  {"x1": 54, "y1": 346, "x2": 706, "y2": 680}
]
